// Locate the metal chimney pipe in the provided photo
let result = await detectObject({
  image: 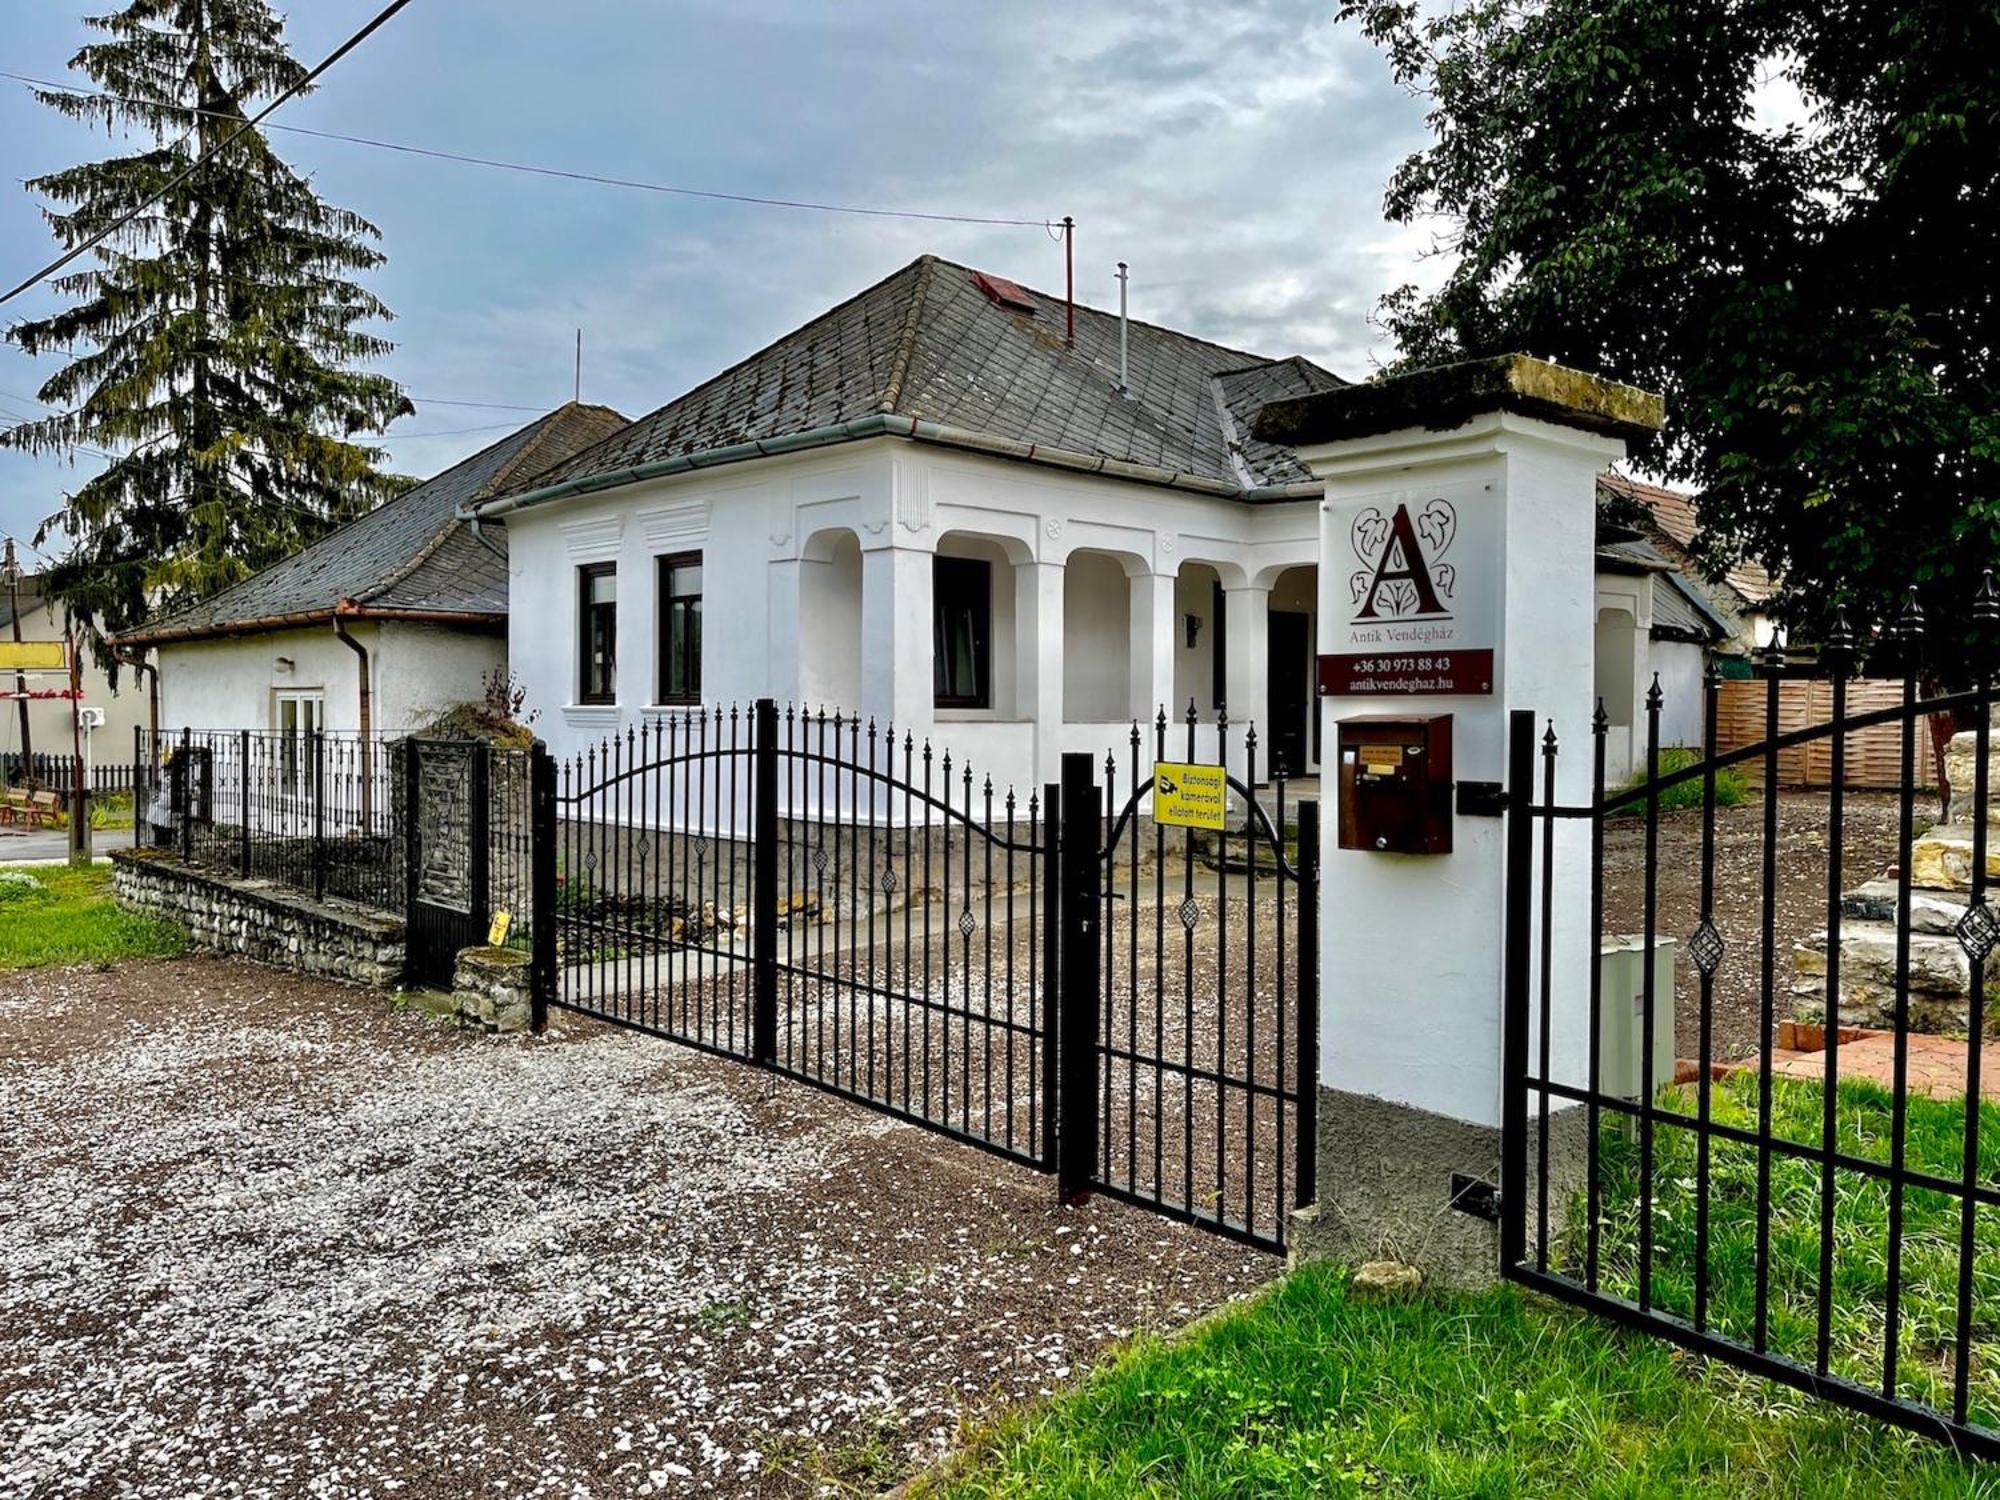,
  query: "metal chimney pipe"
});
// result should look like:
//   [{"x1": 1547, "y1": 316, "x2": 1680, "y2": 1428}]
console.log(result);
[{"x1": 1116, "y1": 261, "x2": 1130, "y2": 395}]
